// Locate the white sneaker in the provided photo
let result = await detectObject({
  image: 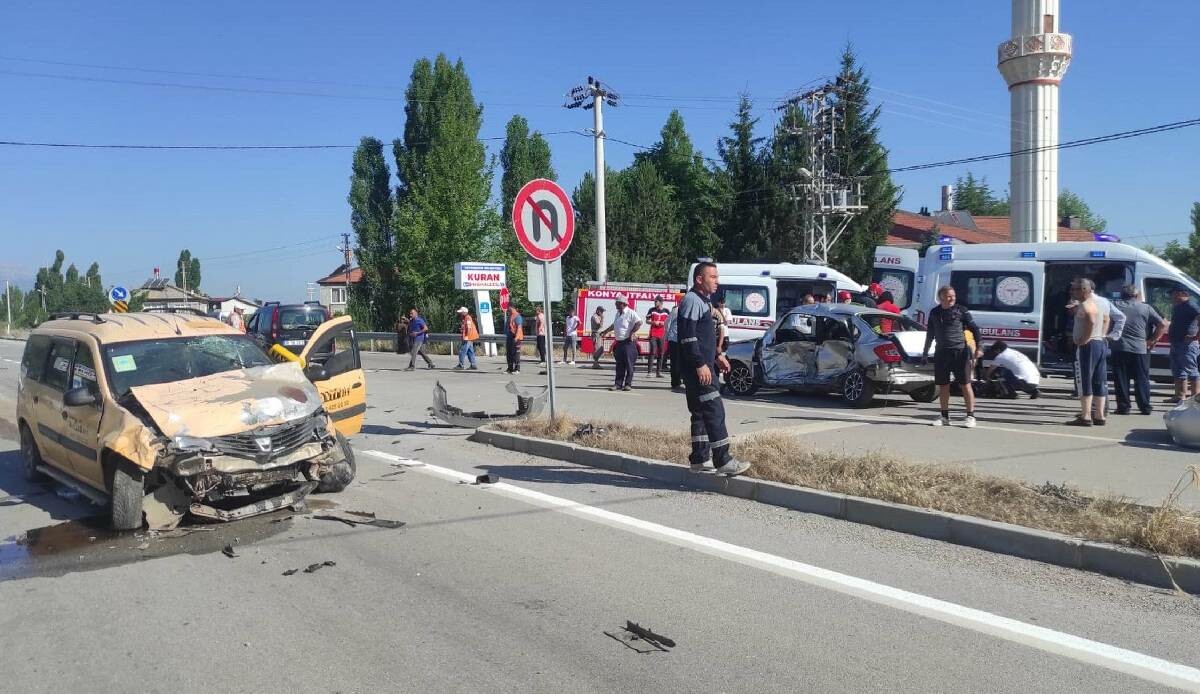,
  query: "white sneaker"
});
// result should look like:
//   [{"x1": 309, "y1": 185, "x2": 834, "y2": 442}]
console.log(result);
[
  {"x1": 690, "y1": 462, "x2": 715, "y2": 472},
  {"x1": 569, "y1": 360, "x2": 576, "y2": 365},
  {"x1": 714, "y1": 459, "x2": 751, "y2": 477},
  {"x1": 555, "y1": 361, "x2": 565, "y2": 365},
  {"x1": 932, "y1": 417, "x2": 948, "y2": 427},
  {"x1": 963, "y1": 415, "x2": 977, "y2": 428}
]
